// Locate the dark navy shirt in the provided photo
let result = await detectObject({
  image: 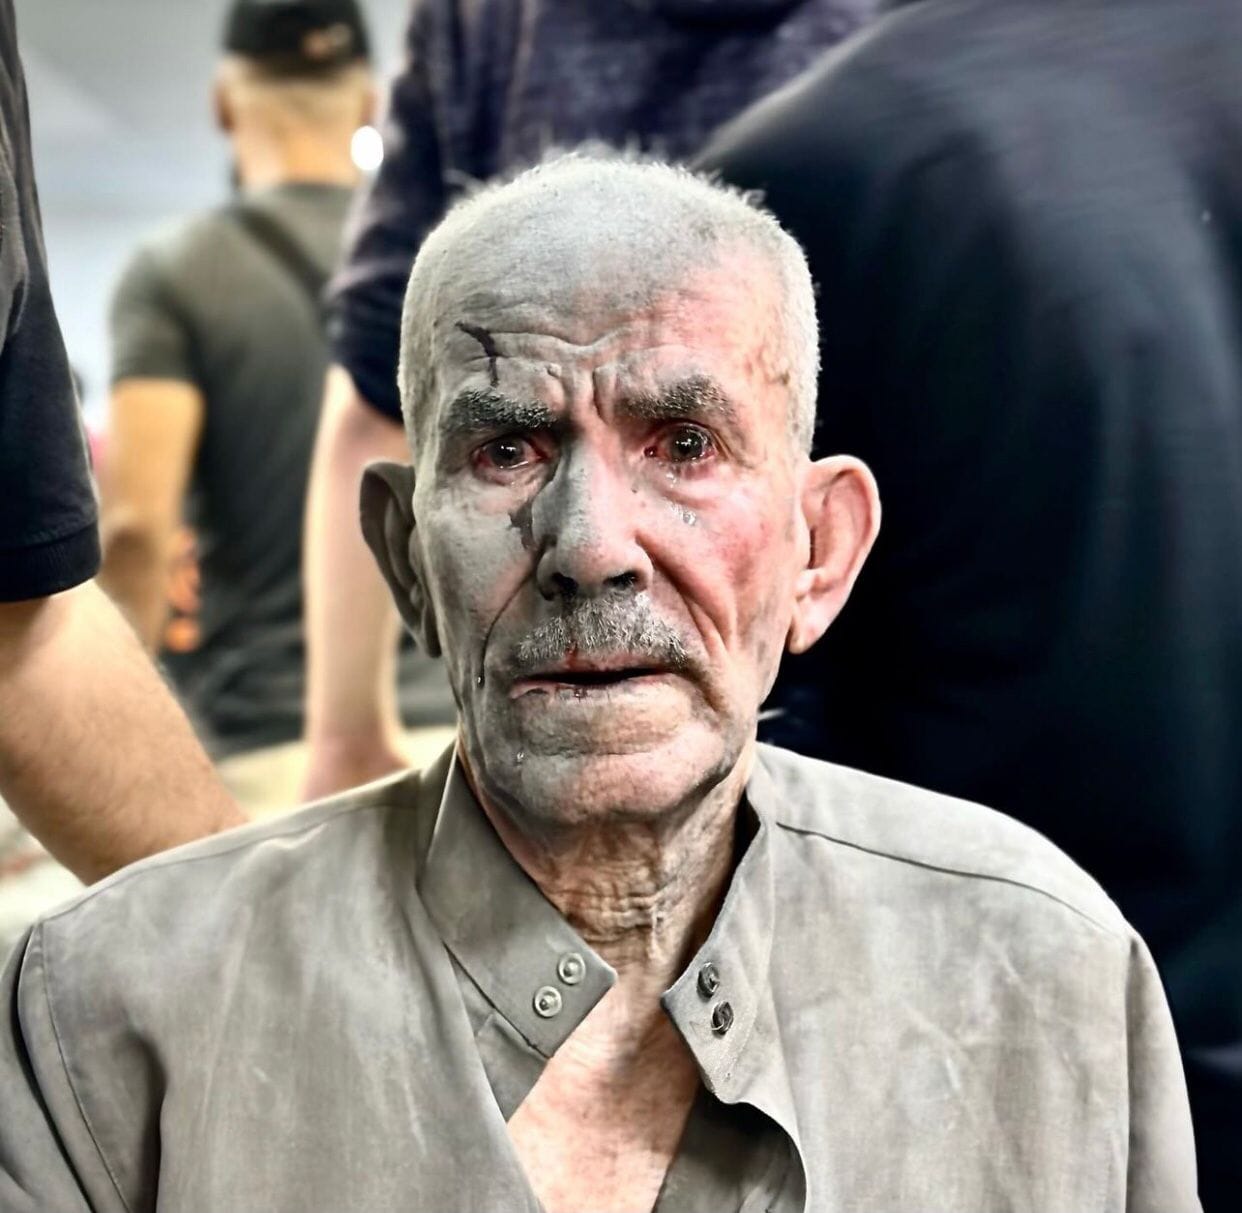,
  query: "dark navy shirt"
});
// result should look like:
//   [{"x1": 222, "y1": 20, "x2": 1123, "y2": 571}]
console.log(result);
[
  {"x1": 700, "y1": 0, "x2": 1242, "y2": 1202},
  {"x1": 0, "y1": 0, "x2": 98, "y2": 602},
  {"x1": 327, "y1": 0, "x2": 878, "y2": 420}
]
